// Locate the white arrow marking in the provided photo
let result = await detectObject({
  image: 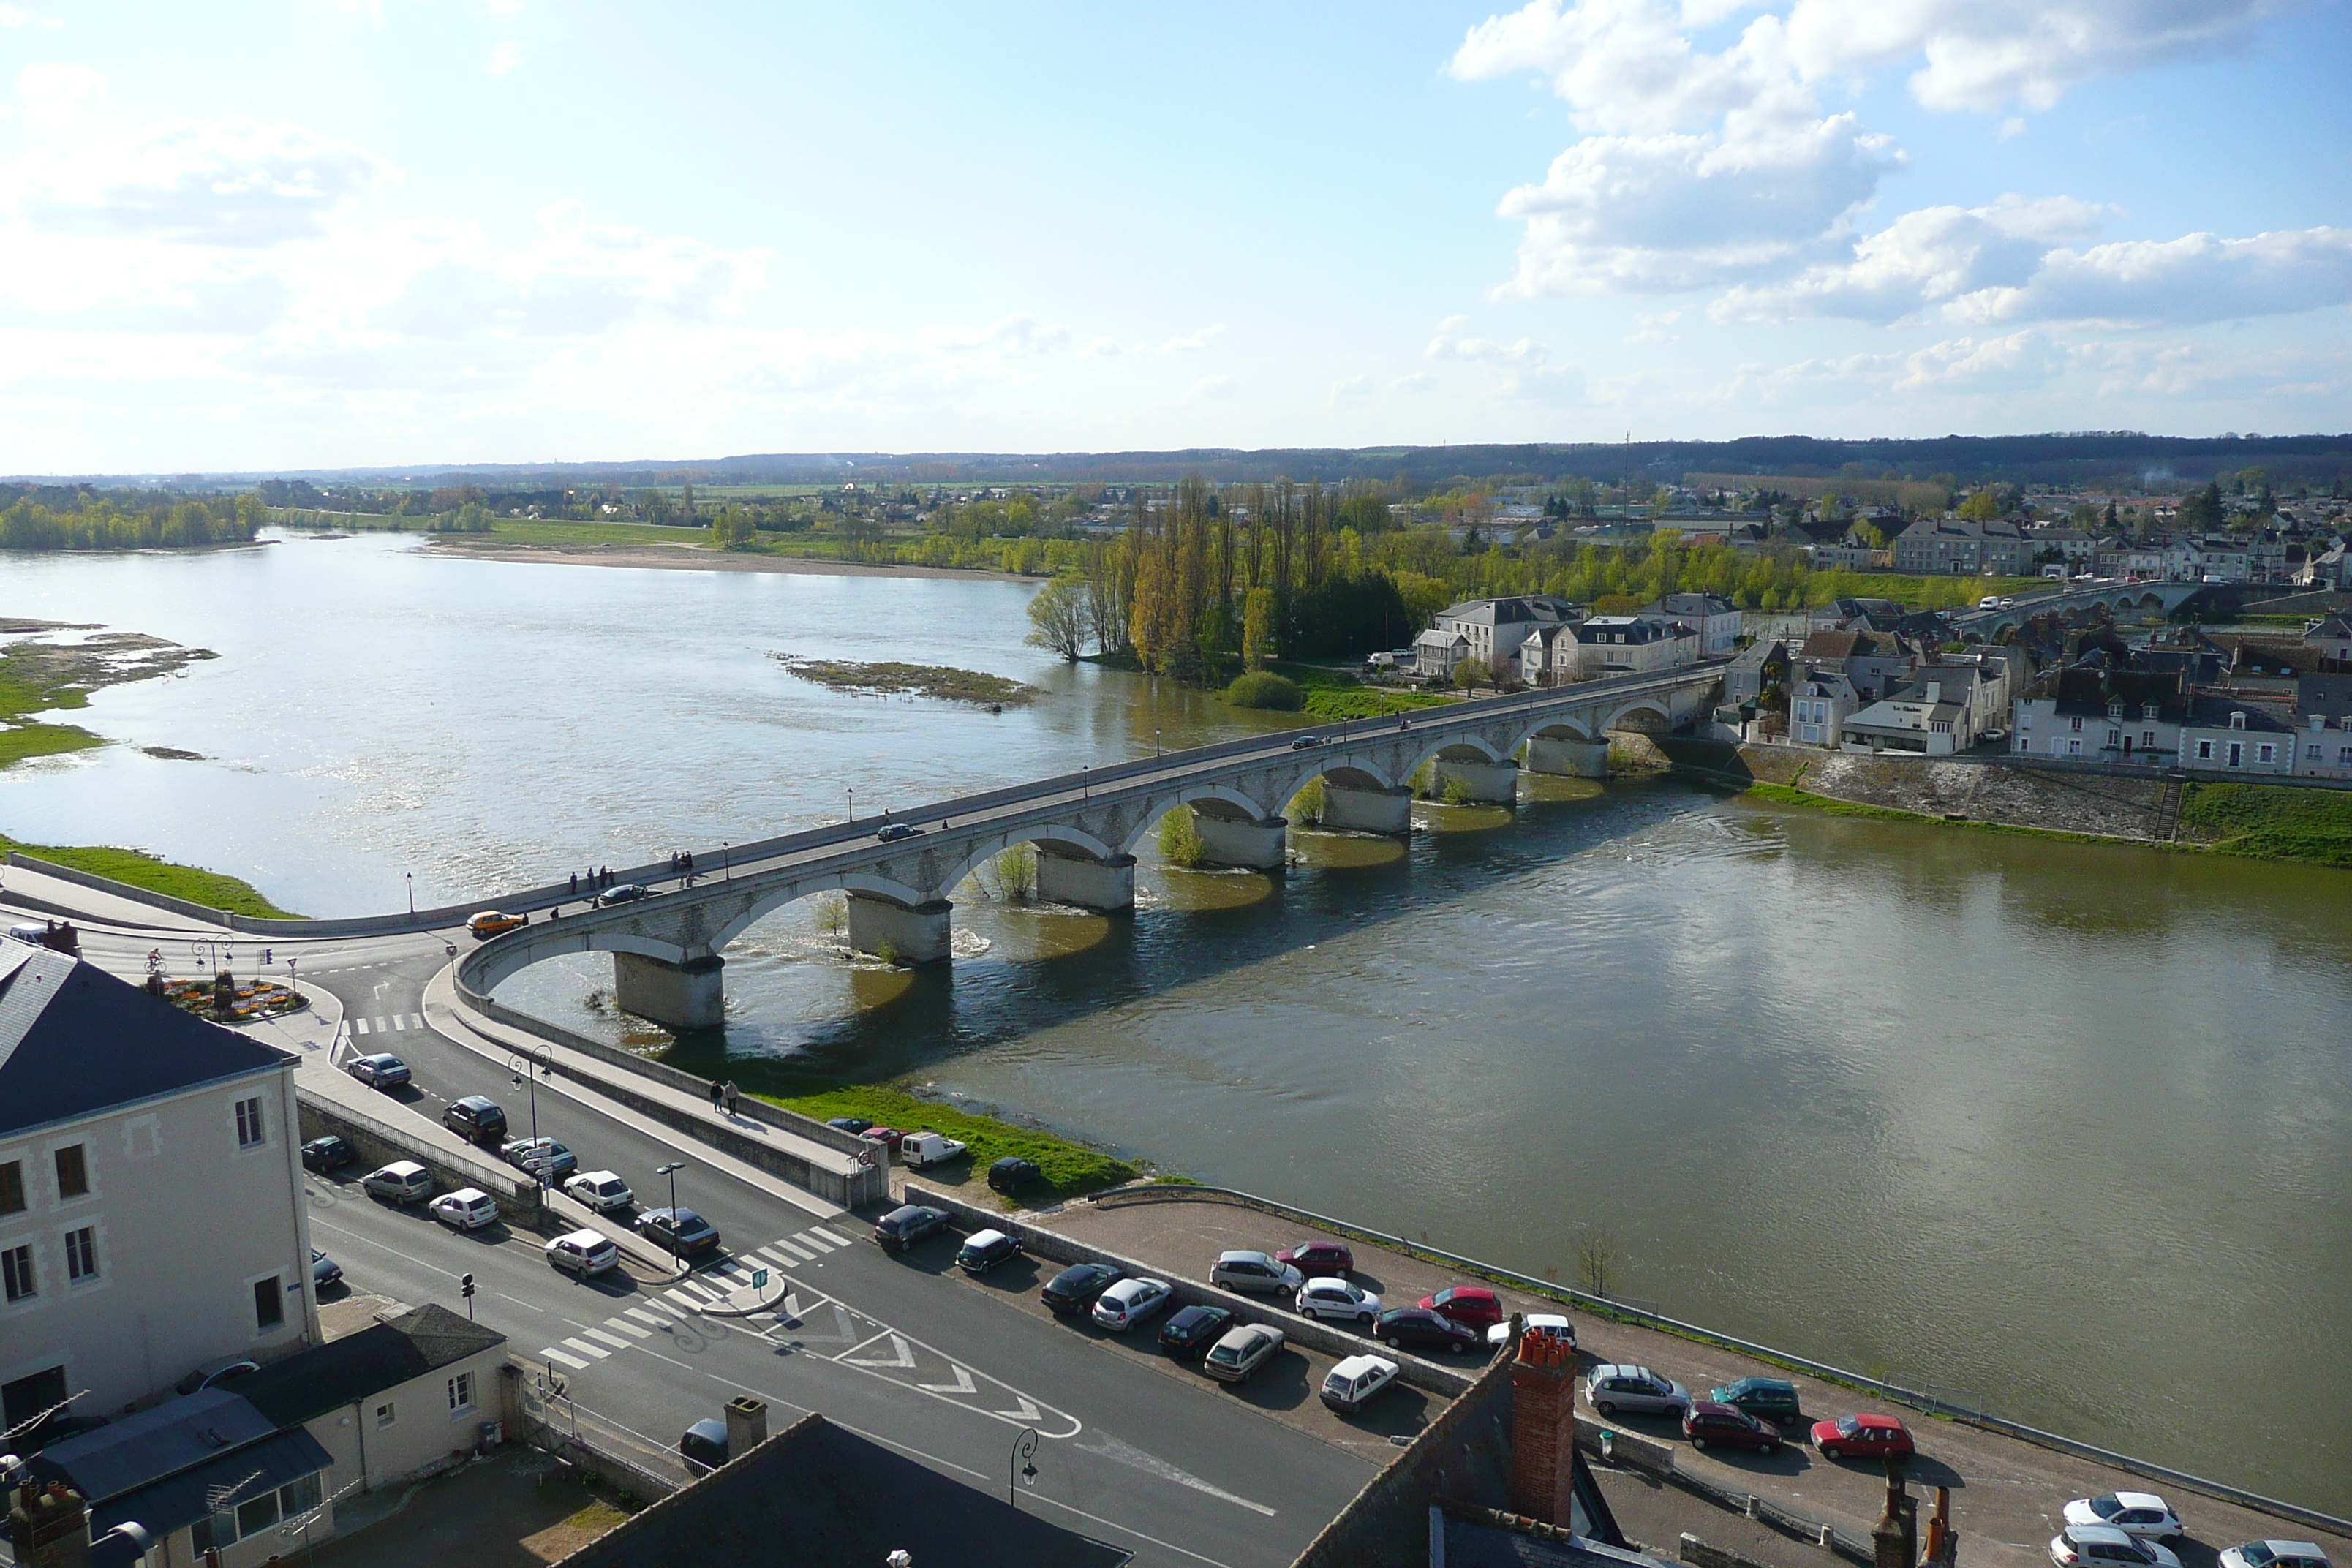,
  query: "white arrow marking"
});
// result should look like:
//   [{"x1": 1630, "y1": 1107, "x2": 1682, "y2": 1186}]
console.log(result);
[
  {"x1": 994, "y1": 1394, "x2": 1042, "y2": 1422},
  {"x1": 843, "y1": 1333, "x2": 915, "y2": 1369},
  {"x1": 1078, "y1": 1433, "x2": 1279, "y2": 1516},
  {"x1": 916, "y1": 1364, "x2": 976, "y2": 1395}
]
